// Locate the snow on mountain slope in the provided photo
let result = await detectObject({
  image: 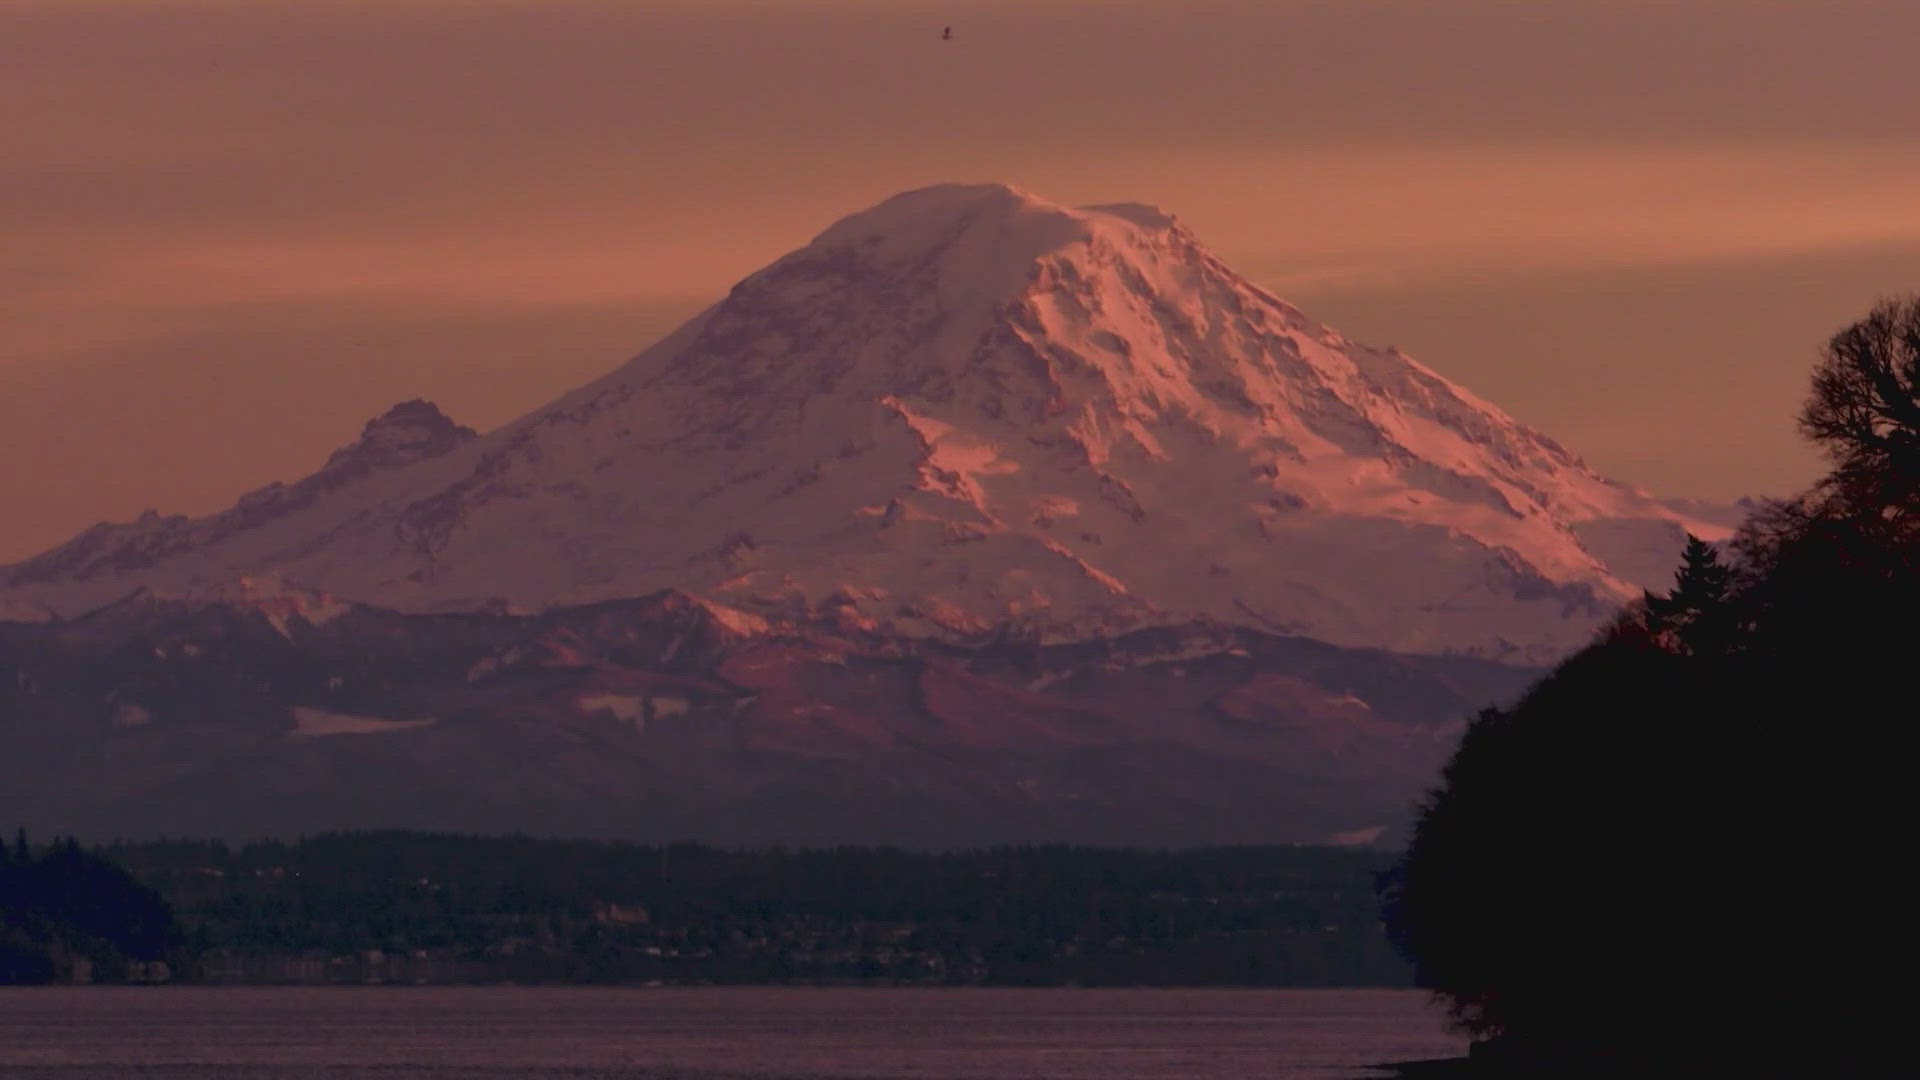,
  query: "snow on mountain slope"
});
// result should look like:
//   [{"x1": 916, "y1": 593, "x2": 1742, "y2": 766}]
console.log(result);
[
  {"x1": 1, "y1": 184, "x2": 1721, "y2": 661},
  {"x1": 5, "y1": 400, "x2": 476, "y2": 589}
]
